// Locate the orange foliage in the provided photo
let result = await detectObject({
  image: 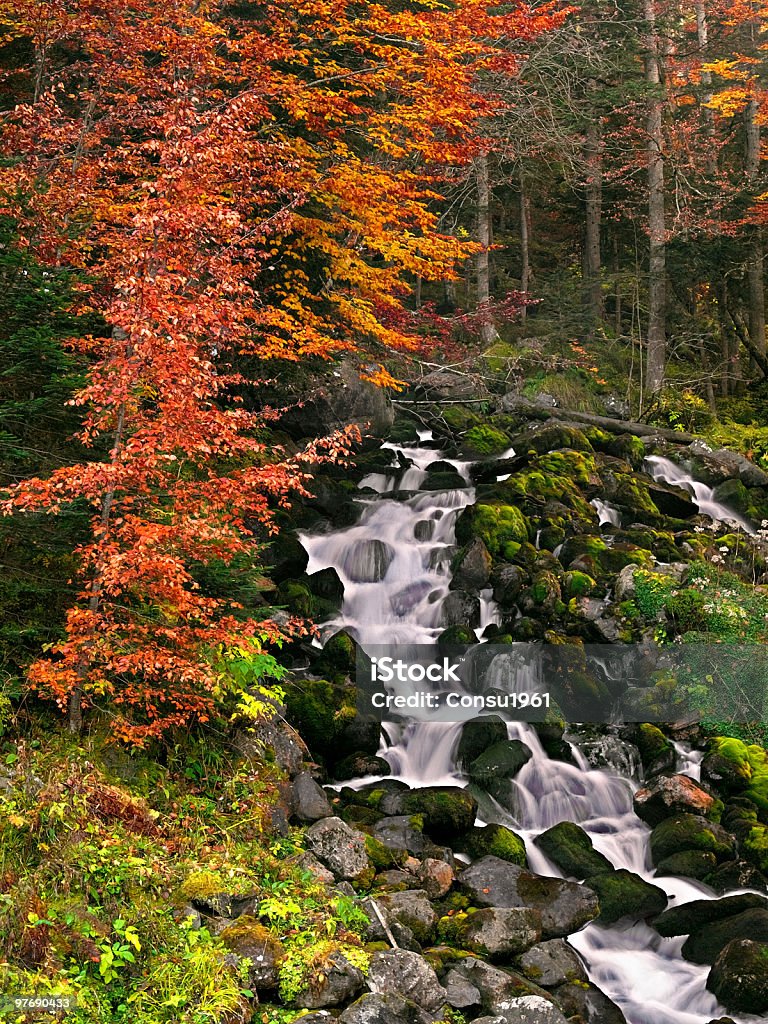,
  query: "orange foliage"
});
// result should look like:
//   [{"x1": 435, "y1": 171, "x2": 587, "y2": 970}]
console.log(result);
[{"x1": 0, "y1": 0, "x2": 565, "y2": 742}]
